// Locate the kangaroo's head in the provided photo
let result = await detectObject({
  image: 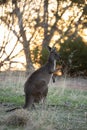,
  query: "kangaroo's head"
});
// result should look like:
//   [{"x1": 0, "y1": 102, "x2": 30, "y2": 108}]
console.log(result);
[{"x1": 47, "y1": 46, "x2": 60, "y2": 62}]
